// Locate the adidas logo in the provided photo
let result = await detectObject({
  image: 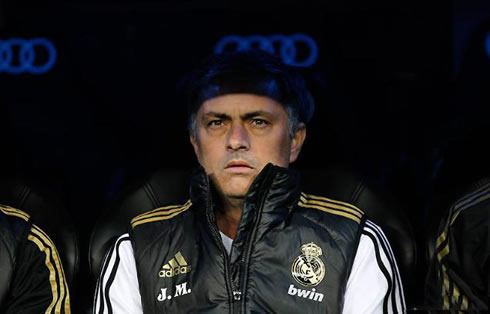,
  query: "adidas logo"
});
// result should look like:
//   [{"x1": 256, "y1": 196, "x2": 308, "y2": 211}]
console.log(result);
[{"x1": 159, "y1": 252, "x2": 192, "y2": 278}]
